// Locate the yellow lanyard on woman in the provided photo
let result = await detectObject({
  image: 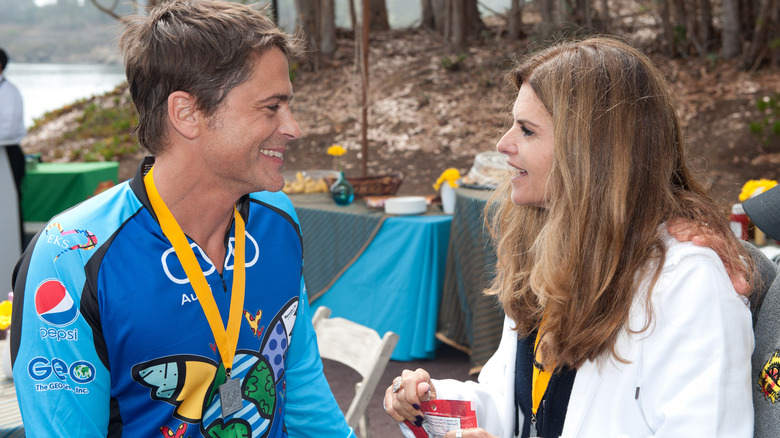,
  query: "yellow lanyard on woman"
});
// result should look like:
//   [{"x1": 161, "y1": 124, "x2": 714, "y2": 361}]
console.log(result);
[
  {"x1": 143, "y1": 166, "x2": 246, "y2": 380},
  {"x1": 530, "y1": 326, "x2": 551, "y2": 437}
]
